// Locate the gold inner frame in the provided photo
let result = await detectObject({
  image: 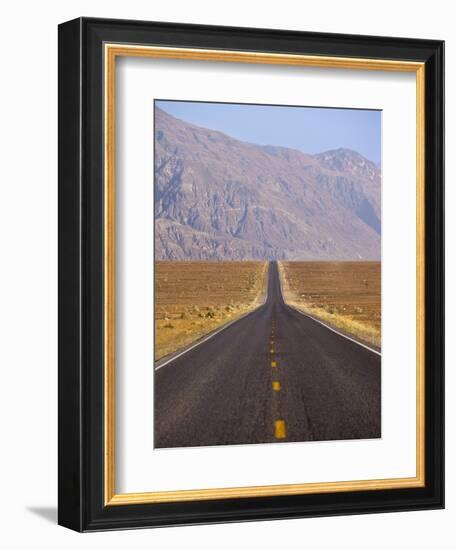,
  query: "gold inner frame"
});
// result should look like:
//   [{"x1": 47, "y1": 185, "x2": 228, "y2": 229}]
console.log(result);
[{"x1": 104, "y1": 44, "x2": 426, "y2": 506}]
